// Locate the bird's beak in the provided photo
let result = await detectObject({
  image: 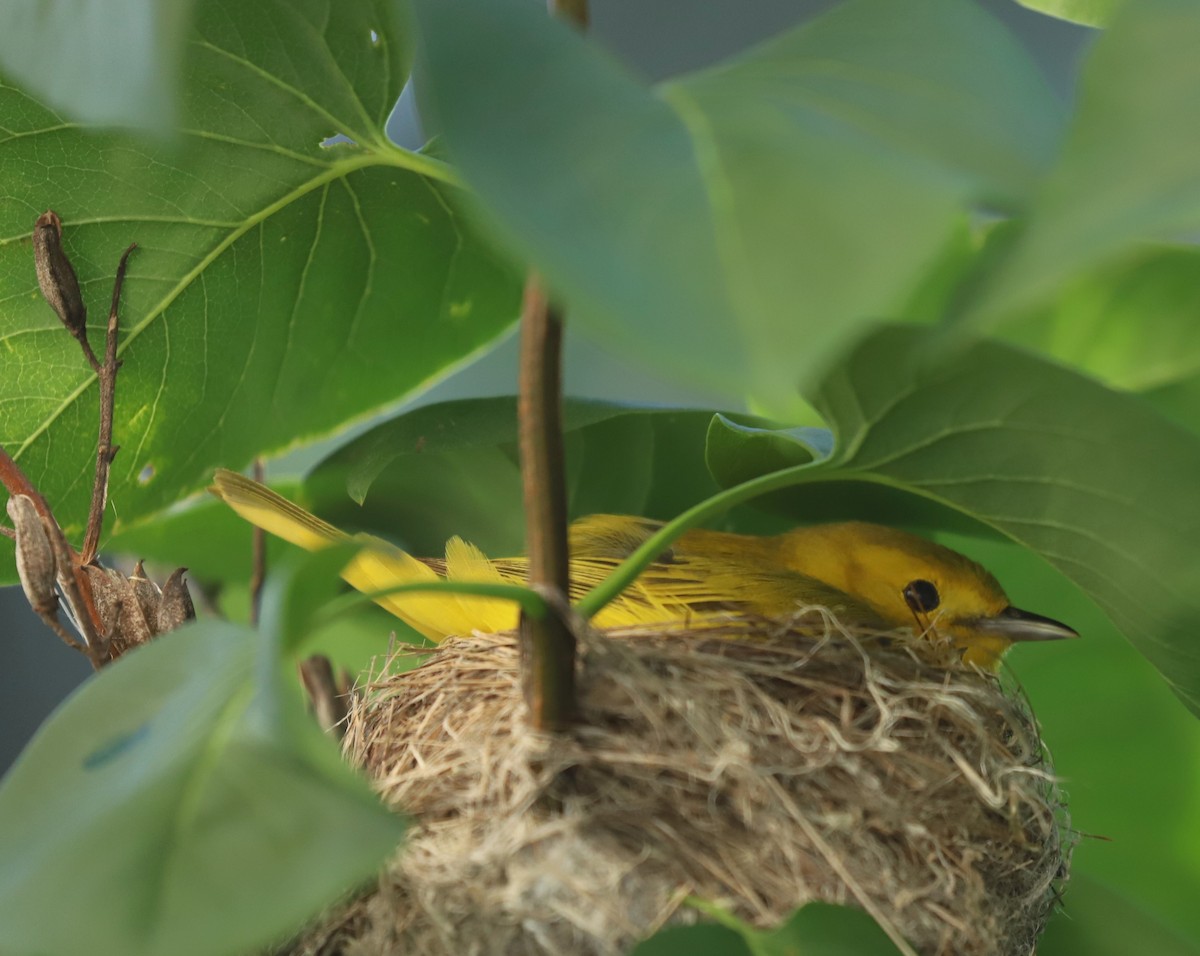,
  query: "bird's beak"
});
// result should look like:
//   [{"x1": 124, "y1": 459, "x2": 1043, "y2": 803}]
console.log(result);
[{"x1": 971, "y1": 606, "x2": 1079, "y2": 642}]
